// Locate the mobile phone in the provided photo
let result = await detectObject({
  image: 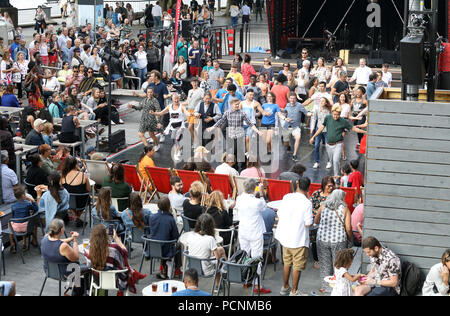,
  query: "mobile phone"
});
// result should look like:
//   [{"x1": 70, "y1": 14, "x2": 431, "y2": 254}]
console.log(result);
[{"x1": 108, "y1": 224, "x2": 114, "y2": 236}]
